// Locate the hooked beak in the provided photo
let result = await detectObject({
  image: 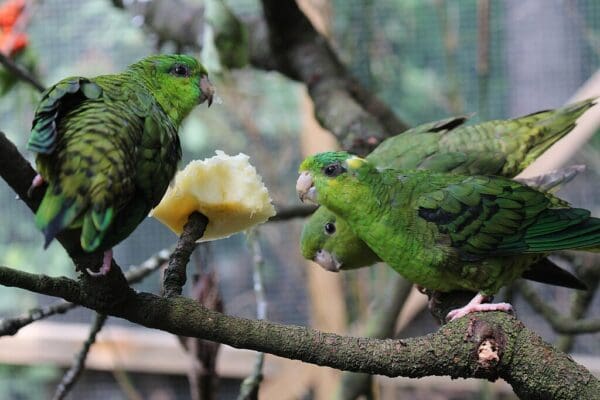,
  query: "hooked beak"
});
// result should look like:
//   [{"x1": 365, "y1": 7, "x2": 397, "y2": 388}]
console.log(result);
[
  {"x1": 296, "y1": 171, "x2": 317, "y2": 204},
  {"x1": 200, "y1": 75, "x2": 215, "y2": 107},
  {"x1": 314, "y1": 249, "x2": 342, "y2": 272}
]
